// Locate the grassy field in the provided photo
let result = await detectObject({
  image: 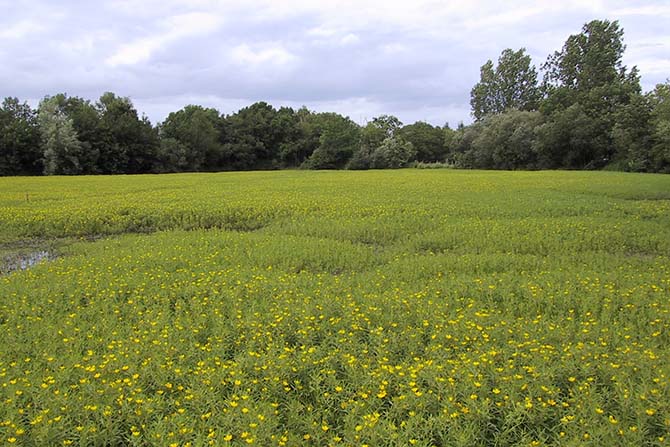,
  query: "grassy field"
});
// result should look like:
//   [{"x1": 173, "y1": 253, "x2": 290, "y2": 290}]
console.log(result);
[{"x1": 0, "y1": 170, "x2": 669, "y2": 446}]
